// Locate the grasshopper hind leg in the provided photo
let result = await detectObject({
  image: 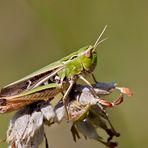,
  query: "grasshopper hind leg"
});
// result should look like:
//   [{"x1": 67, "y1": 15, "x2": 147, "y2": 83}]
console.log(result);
[{"x1": 0, "y1": 98, "x2": 7, "y2": 106}]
